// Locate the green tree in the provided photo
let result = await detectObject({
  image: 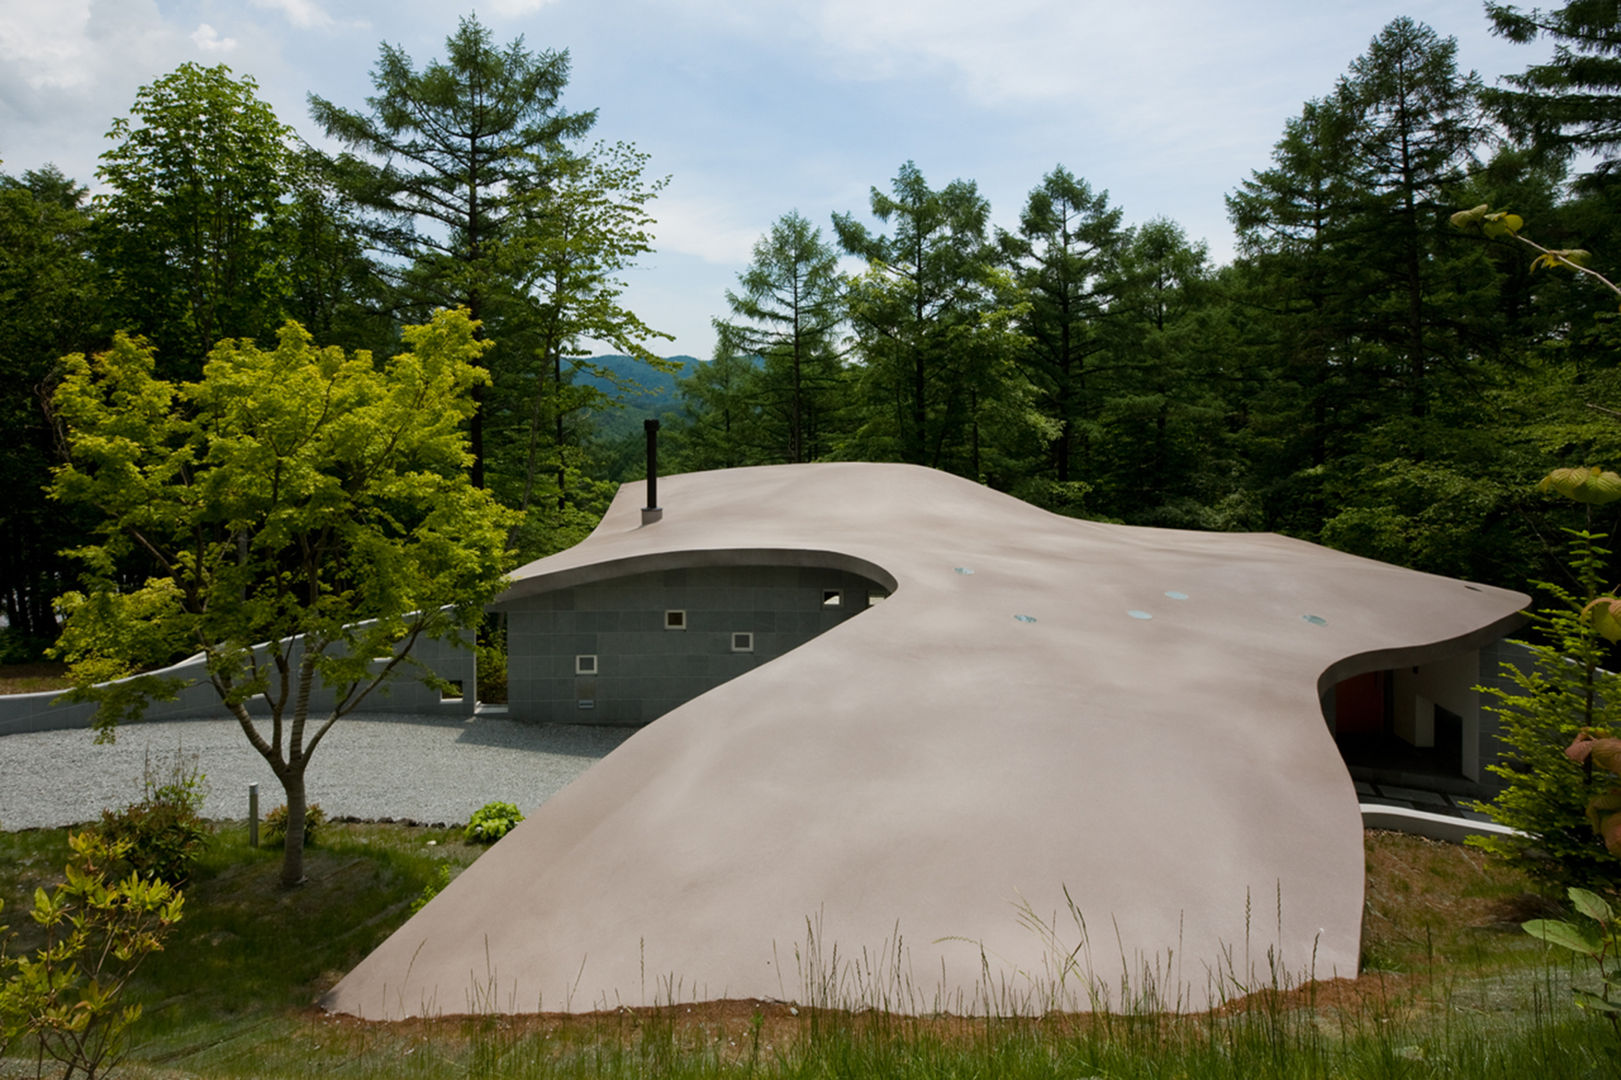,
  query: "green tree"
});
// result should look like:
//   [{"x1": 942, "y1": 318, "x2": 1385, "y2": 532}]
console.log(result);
[
  {"x1": 0, "y1": 831, "x2": 184, "y2": 1080},
  {"x1": 1486, "y1": 0, "x2": 1621, "y2": 176},
  {"x1": 95, "y1": 62, "x2": 294, "y2": 377},
  {"x1": 1227, "y1": 95, "x2": 1367, "y2": 534},
  {"x1": 494, "y1": 141, "x2": 672, "y2": 536},
  {"x1": 1089, "y1": 219, "x2": 1240, "y2": 526},
  {"x1": 49, "y1": 309, "x2": 518, "y2": 888},
  {"x1": 308, "y1": 14, "x2": 596, "y2": 487},
  {"x1": 670, "y1": 347, "x2": 769, "y2": 472},
  {"x1": 0, "y1": 166, "x2": 103, "y2": 654},
  {"x1": 714, "y1": 210, "x2": 847, "y2": 464},
  {"x1": 1473, "y1": 468, "x2": 1621, "y2": 891},
  {"x1": 275, "y1": 162, "x2": 395, "y2": 356},
  {"x1": 999, "y1": 165, "x2": 1124, "y2": 489},
  {"x1": 1337, "y1": 17, "x2": 1487, "y2": 420},
  {"x1": 835, "y1": 162, "x2": 1032, "y2": 477}
]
